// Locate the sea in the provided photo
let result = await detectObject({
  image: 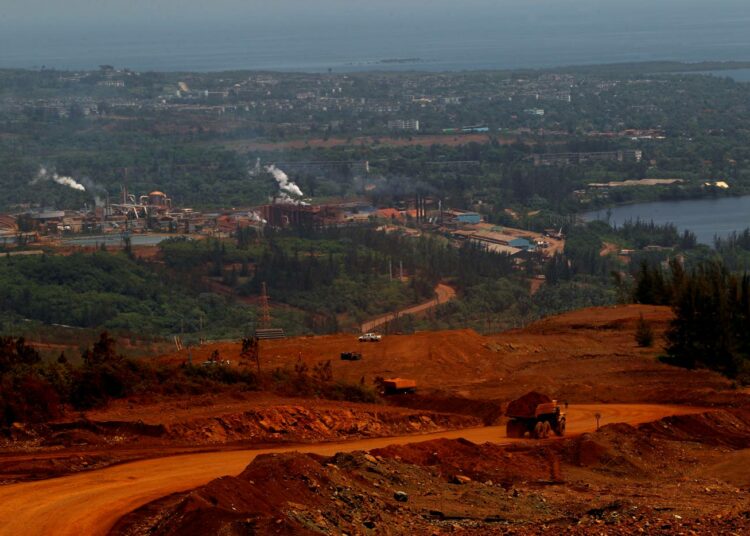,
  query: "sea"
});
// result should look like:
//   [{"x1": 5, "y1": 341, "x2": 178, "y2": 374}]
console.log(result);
[{"x1": 1, "y1": 1, "x2": 750, "y2": 73}]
